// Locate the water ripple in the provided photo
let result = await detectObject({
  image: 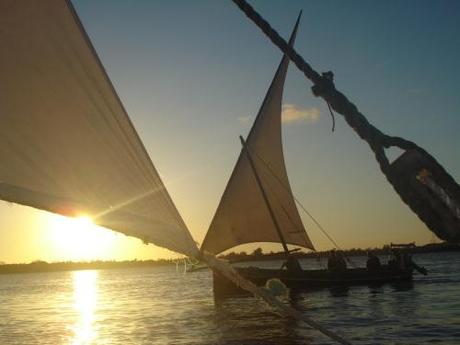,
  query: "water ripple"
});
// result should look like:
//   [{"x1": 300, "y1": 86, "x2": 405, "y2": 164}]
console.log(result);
[{"x1": 0, "y1": 252, "x2": 459, "y2": 344}]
